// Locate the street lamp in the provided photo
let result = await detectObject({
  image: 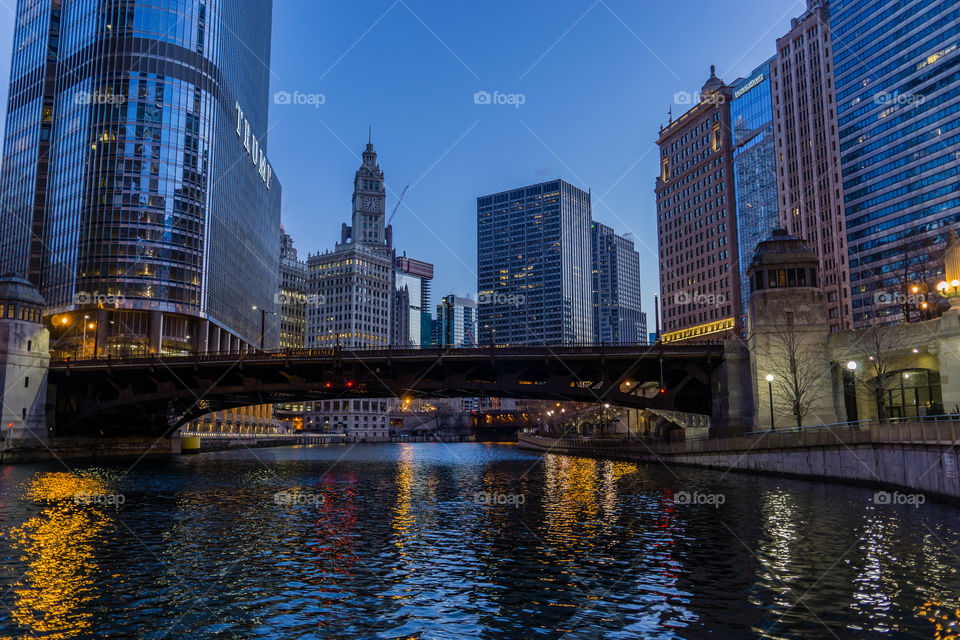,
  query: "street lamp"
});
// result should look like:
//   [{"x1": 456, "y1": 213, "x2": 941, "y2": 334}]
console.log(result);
[
  {"x1": 937, "y1": 279, "x2": 960, "y2": 298},
  {"x1": 765, "y1": 374, "x2": 775, "y2": 431},
  {"x1": 252, "y1": 305, "x2": 278, "y2": 350}
]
